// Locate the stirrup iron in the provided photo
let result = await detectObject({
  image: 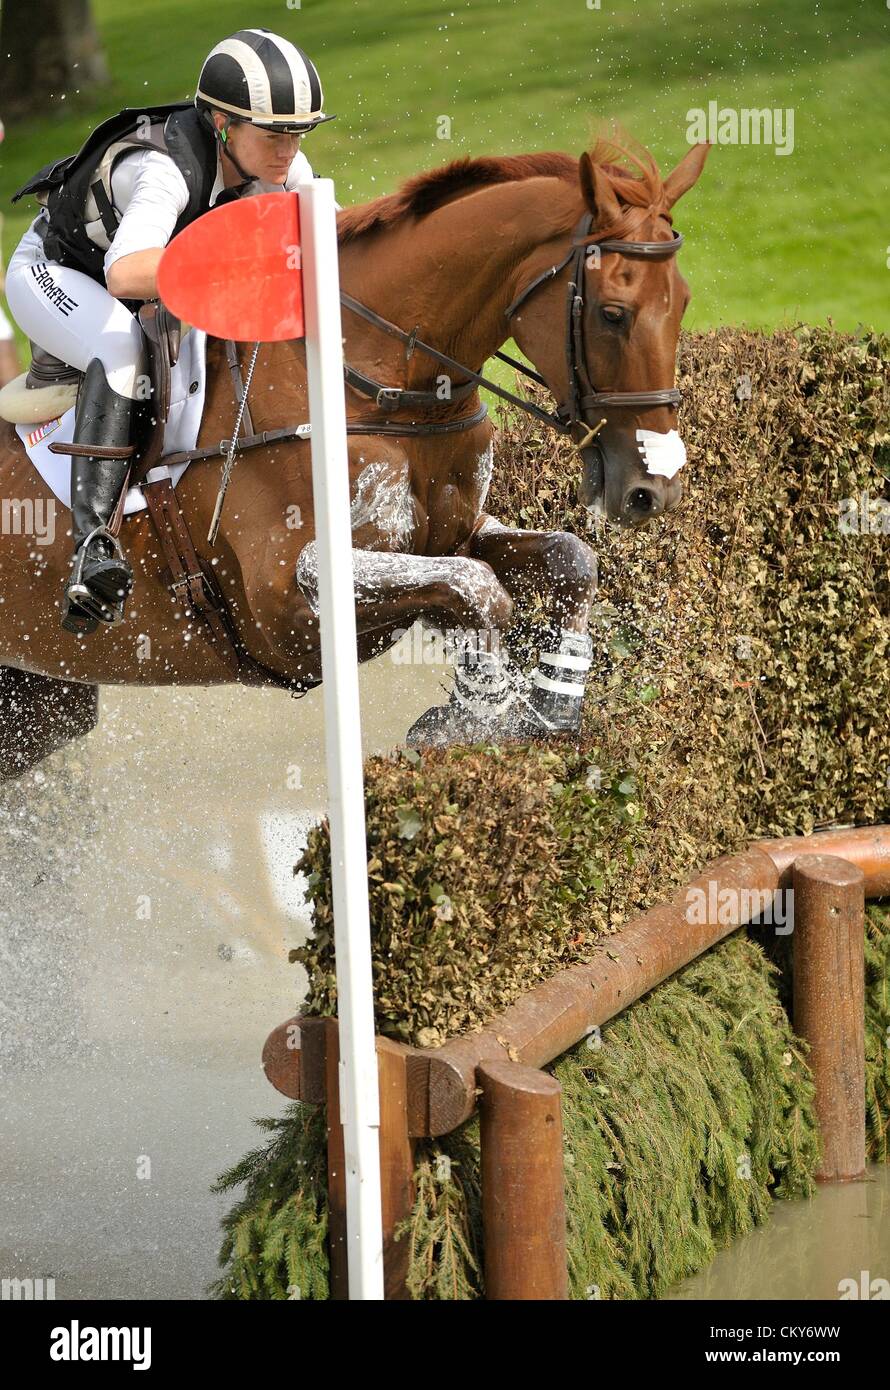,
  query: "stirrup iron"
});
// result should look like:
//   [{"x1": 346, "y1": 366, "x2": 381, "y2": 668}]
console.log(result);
[{"x1": 64, "y1": 525, "x2": 129, "y2": 625}]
